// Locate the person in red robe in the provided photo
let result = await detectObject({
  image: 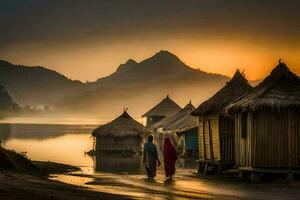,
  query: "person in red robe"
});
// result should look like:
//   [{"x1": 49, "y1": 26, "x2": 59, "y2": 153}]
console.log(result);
[{"x1": 163, "y1": 137, "x2": 177, "y2": 180}]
